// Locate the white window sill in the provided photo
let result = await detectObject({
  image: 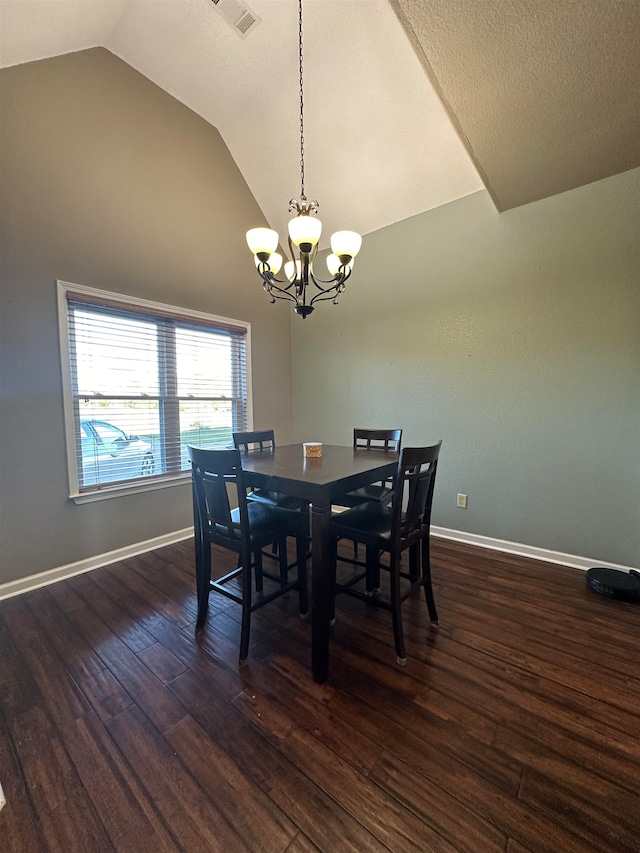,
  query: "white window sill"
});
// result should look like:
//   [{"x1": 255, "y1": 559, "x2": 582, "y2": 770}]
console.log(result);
[{"x1": 70, "y1": 472, "x2": 191, "y2": 504}]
